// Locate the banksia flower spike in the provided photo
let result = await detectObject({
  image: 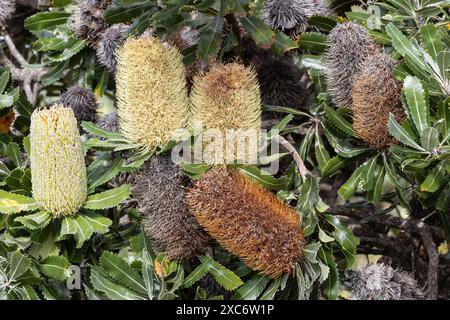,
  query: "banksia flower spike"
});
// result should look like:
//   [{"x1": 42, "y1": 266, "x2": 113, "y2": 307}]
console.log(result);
[
  {"x1": 96, "y1": 23, "x2": 129, "y2": 73},
  {"x1": 133, "y1": 155, "x2": 210, "y2": 260},
  {"x1": 97, "y1": 112, "x2": 119, "y2": 133},
  {"x1": 351, "y1": 263, "x2": 425, "y2": 300},
  {"x1": 72, "y1": 0, "x2": 112, "y2": 47},
  {"x1": 352, "y1": 53, "x2": 406, "y2": 149},
  {"x1": 116, "y1": 37, "x2": 189, "y2": 153},
  {"x1": 186, "y1": 167, "x2": 304, "y2": 278},
  {"x1": 325, "y1": 22, "x2": 377, "y2": 108},
  {"x1": 0, "y1": 0, "x2": 15, "y2": 25},
  {"x1": 254, "y1": 54, "x2": 312, "y2": 110},
  {"x1": 30, "y1": 105, "x2": 87, "y2": 216},
  {"x1": 190, "y1": 63, "x2": 262, "y2": 164},
  {"x1": 60, "y1": 85, "x2": 97, "y2": 126},
  {"x1": 263, "y1": 0, "x2": 332, "y2": 37}
]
